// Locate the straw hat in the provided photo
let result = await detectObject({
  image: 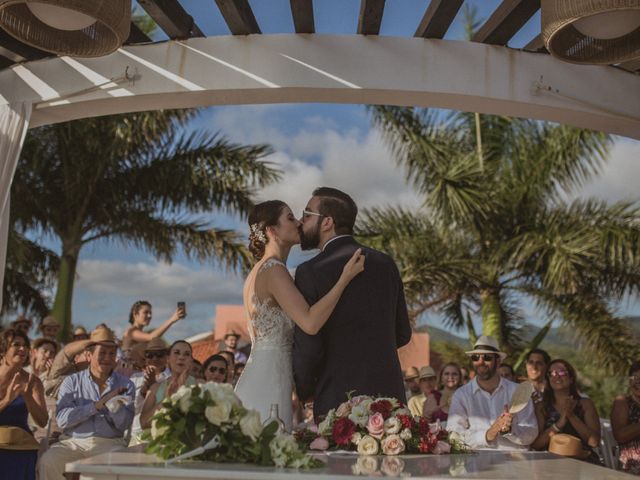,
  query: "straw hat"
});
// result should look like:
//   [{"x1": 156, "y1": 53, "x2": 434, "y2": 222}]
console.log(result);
[
  {"x1": 465, "y1": 335, "x2": 507, "y2": 360},
  {"x1": 73, "y1": 326, "x2": 88, "y2": 336},
  {"x1": 224, "y1": 330, "x2": 241, "y2": 340},
  {"x1": 548, "y1": 433, "x2": 590, "y2": 459},
  {"x1": 40, "y1": 316, "x2": 59, "y2": 328},
  {"x1": 0, "y1": 426, "x2": 39, "y2": 450},
  {"x1": 145, "y1": 337, "x2": 168, "y2": 352},
  {"x1": 88, "y1": 326, "x2": 117, "y2": 347},
  {"x1": 418, "y1": 366, "x2": 437, "y2": 379},
  {"x1": 404, "y1": 366, "x2": 419, "y2": 381}
]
